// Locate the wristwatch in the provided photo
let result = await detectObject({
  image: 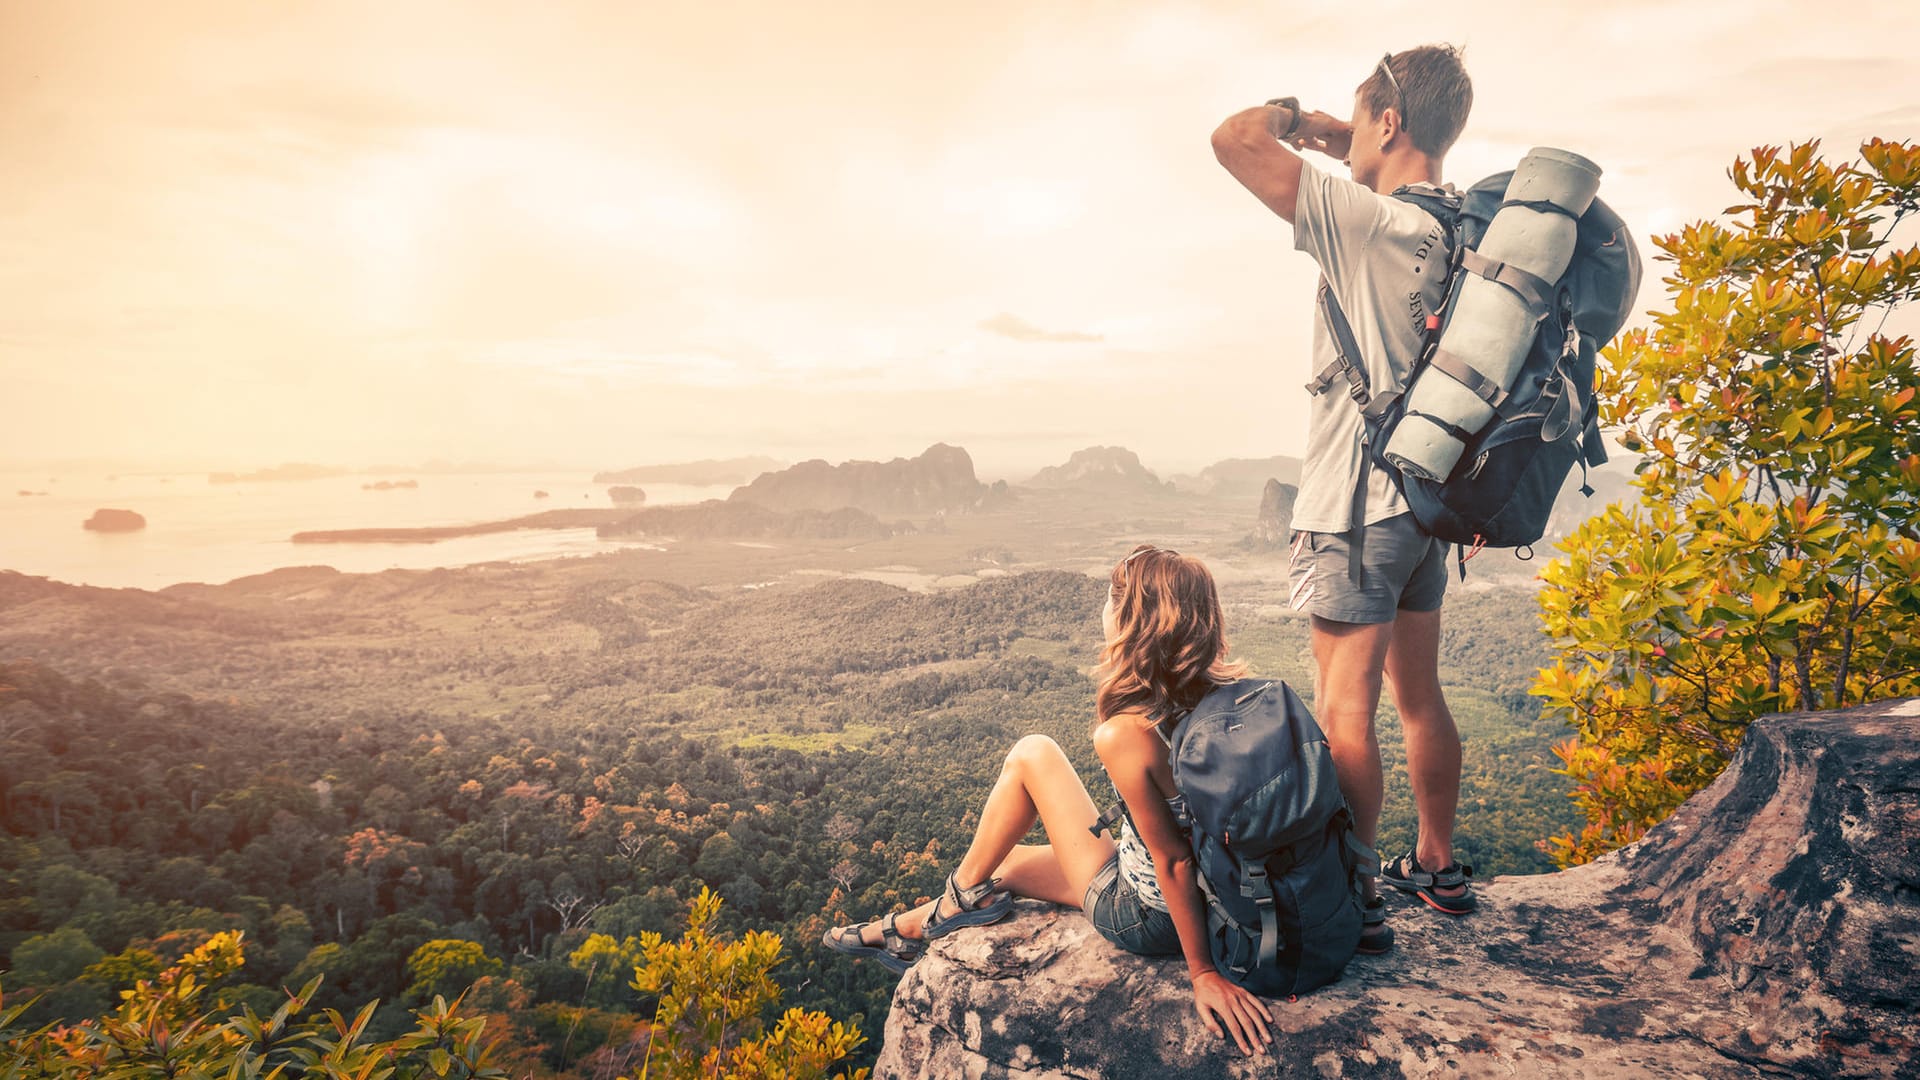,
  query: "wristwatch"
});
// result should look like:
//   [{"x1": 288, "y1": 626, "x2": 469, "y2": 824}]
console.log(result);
[{"x1": 1264, "y1": 96, "x2": 1303, "y2": 140}]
